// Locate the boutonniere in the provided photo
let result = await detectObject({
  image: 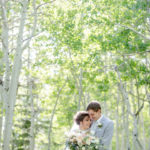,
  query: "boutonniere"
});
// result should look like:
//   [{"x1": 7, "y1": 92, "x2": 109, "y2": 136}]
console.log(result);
[{"x1": 97, "y1": 122, "x2": 103, "y2": 128}]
